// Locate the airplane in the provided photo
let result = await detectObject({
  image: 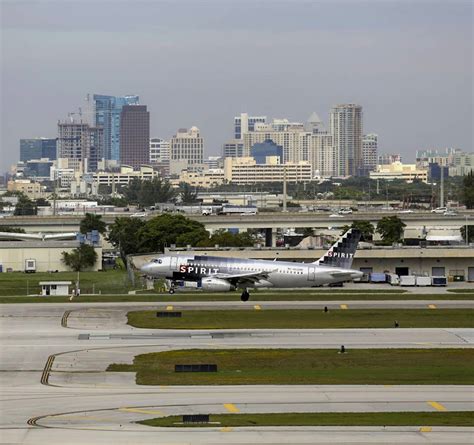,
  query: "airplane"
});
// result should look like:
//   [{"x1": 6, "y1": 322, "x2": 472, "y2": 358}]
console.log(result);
[{"x1": 140, "y1": 228, "x2": 363, "y2": 301}]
